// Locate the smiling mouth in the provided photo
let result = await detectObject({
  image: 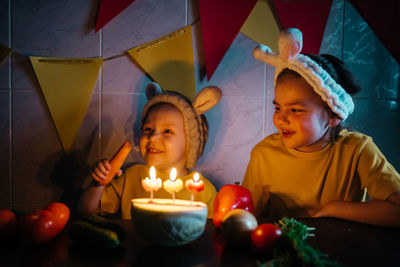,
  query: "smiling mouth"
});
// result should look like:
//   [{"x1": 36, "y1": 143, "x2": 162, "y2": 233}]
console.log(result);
[
  {"x1": 281, "y1": 130, "x2": 295, "y2": 138},
  {"x1": 147, "y1": 148, "x2": 163, "y2": 153}
]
